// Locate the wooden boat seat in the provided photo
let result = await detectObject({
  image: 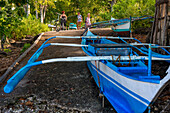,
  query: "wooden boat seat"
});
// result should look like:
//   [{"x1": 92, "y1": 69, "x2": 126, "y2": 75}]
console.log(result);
[
  {"x1": 96, "y1": 48, "x2": 131, "y2": 56},
  {"x1": 88, "y1": 44, "x2": 132, "y2": 56},
  {"x1": 91, "y1": 44, "x2": 131, "y2": 48}
]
